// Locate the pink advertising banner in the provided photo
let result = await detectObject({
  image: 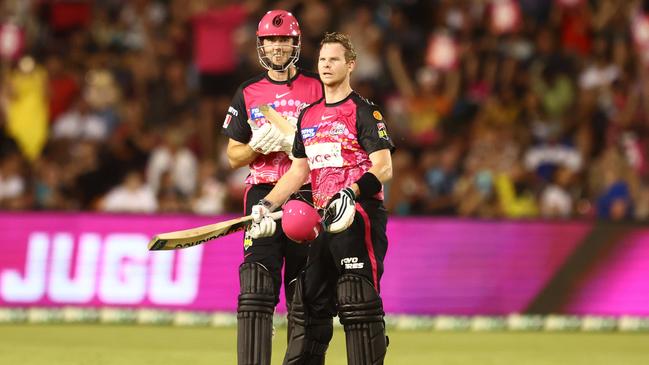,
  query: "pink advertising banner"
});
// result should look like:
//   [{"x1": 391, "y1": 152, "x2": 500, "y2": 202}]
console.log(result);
[{"x1": 1, "y1": 213, "x2": 649, "y2": 315}]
